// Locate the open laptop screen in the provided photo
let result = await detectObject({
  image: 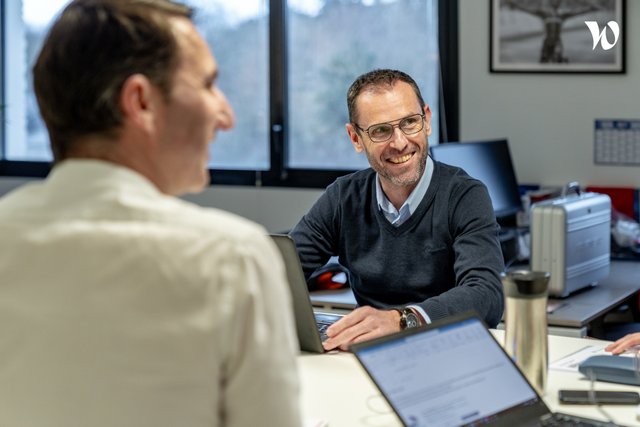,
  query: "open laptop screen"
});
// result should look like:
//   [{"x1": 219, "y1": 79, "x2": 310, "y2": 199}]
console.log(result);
[{"x1": 353, "y1": 317, "x2": 541, "y2": 427}]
